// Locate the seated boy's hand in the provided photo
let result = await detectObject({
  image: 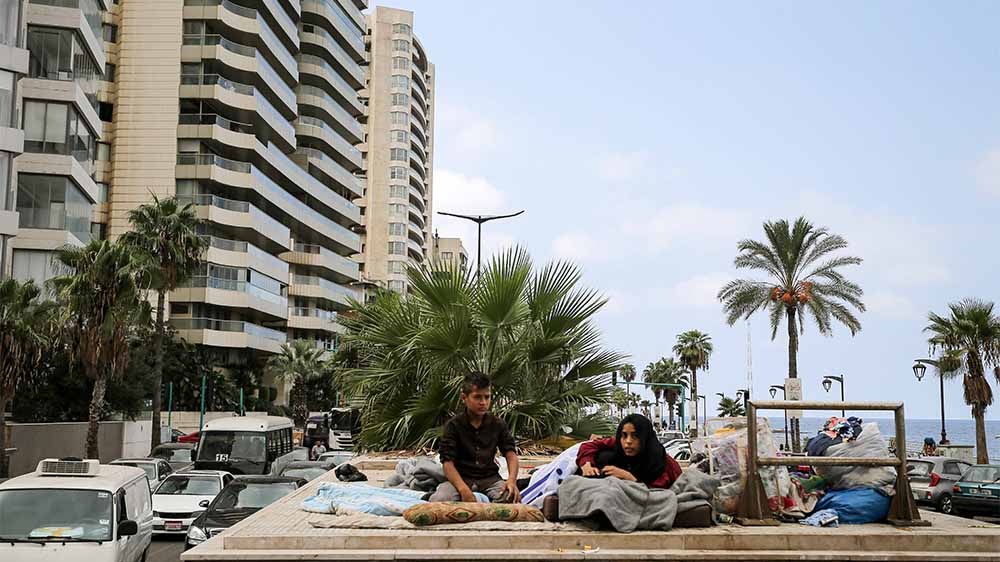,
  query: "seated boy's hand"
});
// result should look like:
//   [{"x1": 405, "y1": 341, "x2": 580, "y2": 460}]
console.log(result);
[
  {"x1": 459, "y1": 488, "x2": 477, "y2": 503},
  {"x1": 581, "y1": 462, "x2": 601, "y2": 477},
  {"x1": 601, "y1": 465, "x2": 636, "y2": 481},
  {"x1": 503, "y1": 480, "x2": 521, "y2": 503}
]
